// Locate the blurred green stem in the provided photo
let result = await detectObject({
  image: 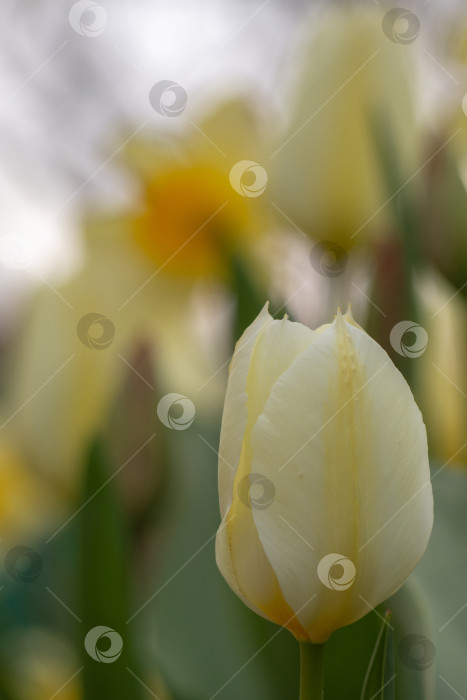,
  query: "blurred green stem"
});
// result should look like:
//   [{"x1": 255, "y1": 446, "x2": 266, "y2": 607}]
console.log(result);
[
  {"x1": 230, "y1": 252, "x2": 264, "y2": 341},
  {"x1": 299, "y1": 642, "x2": 325, "y2": 700},
  {"x1": 370, "y1": 112, "x2": 421, "y2": 322}
]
